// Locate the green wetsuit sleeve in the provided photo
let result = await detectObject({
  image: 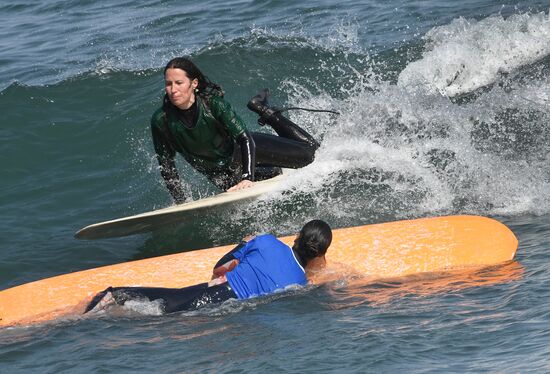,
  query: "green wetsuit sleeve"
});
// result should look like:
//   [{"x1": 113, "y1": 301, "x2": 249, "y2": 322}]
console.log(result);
[
  {"x1": 208, "y1": 96, "x2": 247, "y2": 139},
  {"x1": 151, "y1": 117, "x2": 175, "y2": 160},
  {"x1": 150, "y1": 110, "x2": 186, "y2": 204},
  {"x1": 208, "y1": 95, "x2": 257, "y2": 181}
]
